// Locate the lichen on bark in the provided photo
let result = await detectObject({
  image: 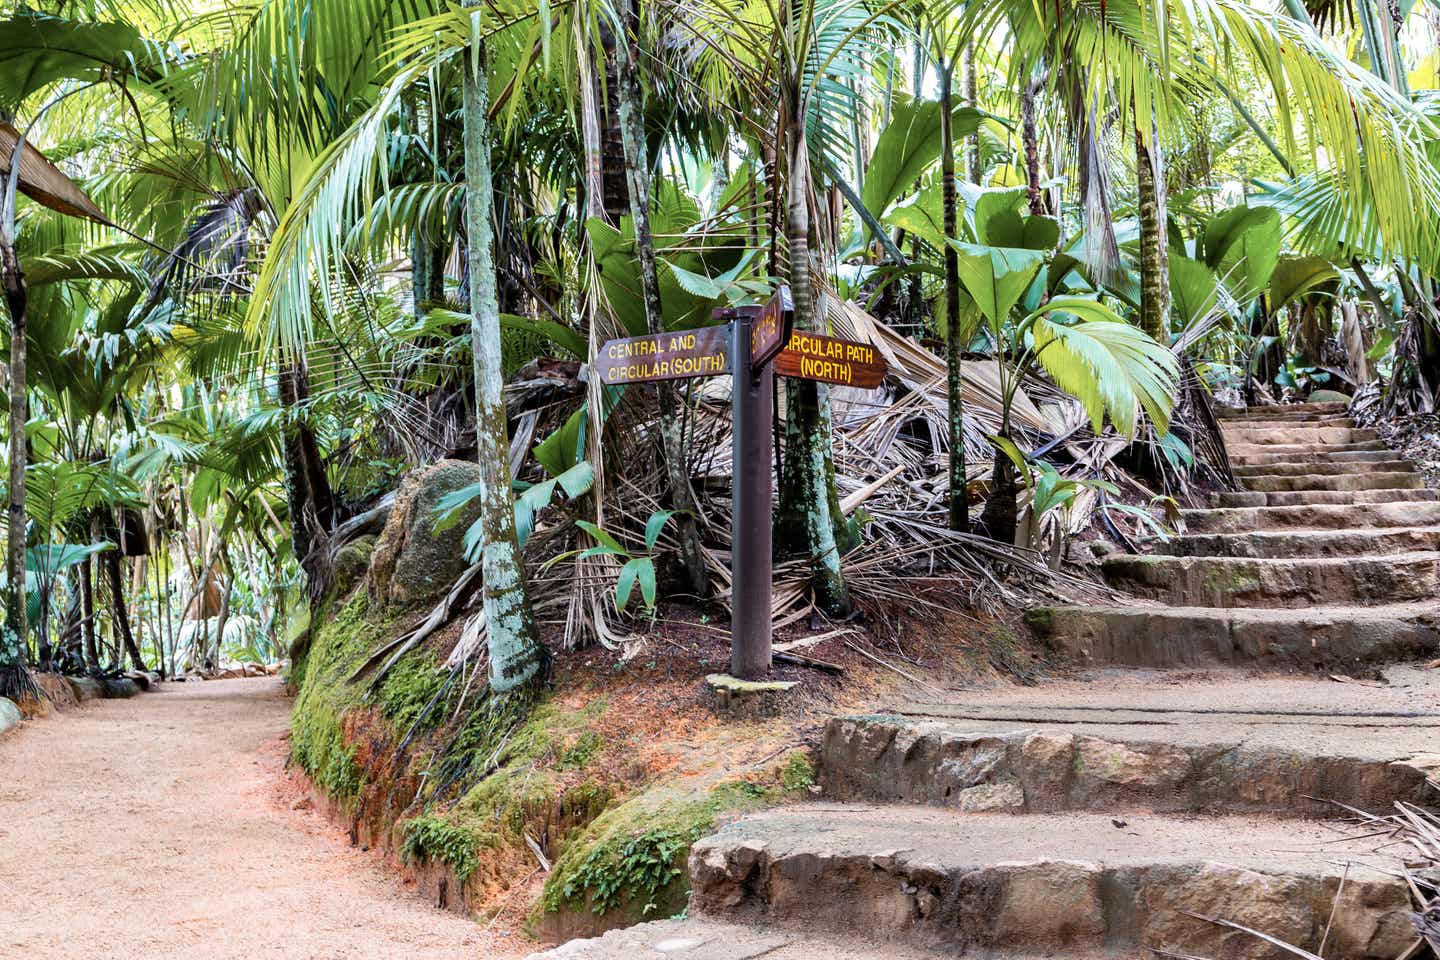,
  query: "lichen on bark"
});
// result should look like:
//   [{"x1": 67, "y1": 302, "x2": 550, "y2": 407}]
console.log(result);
[{"x1": 462, "y1": 35, "x2": 542, "y2": 694}]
